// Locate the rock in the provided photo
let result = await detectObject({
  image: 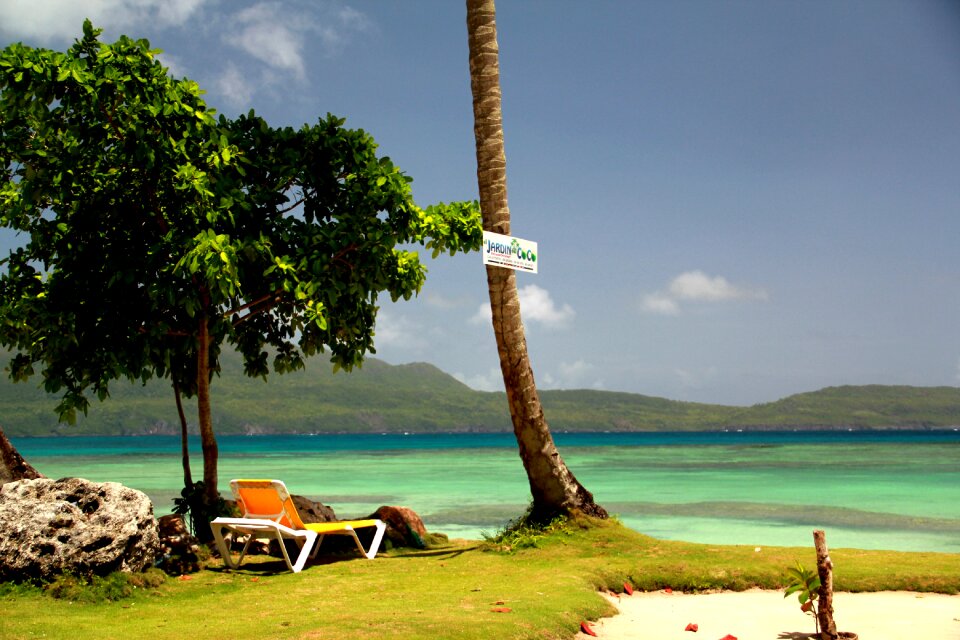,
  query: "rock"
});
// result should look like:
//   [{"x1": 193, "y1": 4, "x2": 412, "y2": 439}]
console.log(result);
[
  {"x1": 292, "y1": 494, "x2": 337, "y2": 523},
  {"x1": 0, "y1": 477, "x2": 159, "y2": 581},
  {"x1": 158, "y1": 513, "x2": 190, "y2": 539},
  {"x1": 370, "y1": 505, "x2": 429, "y2": 549},
  {"x1": 265, "y1": 495, "x2": 336, "y2": 558},
  {"x1": 0, "y1": 425, "x2": 44, "y2": 485},
  {"x1": 156, "y1": 514, "x2": 202, "y2": 575}
]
